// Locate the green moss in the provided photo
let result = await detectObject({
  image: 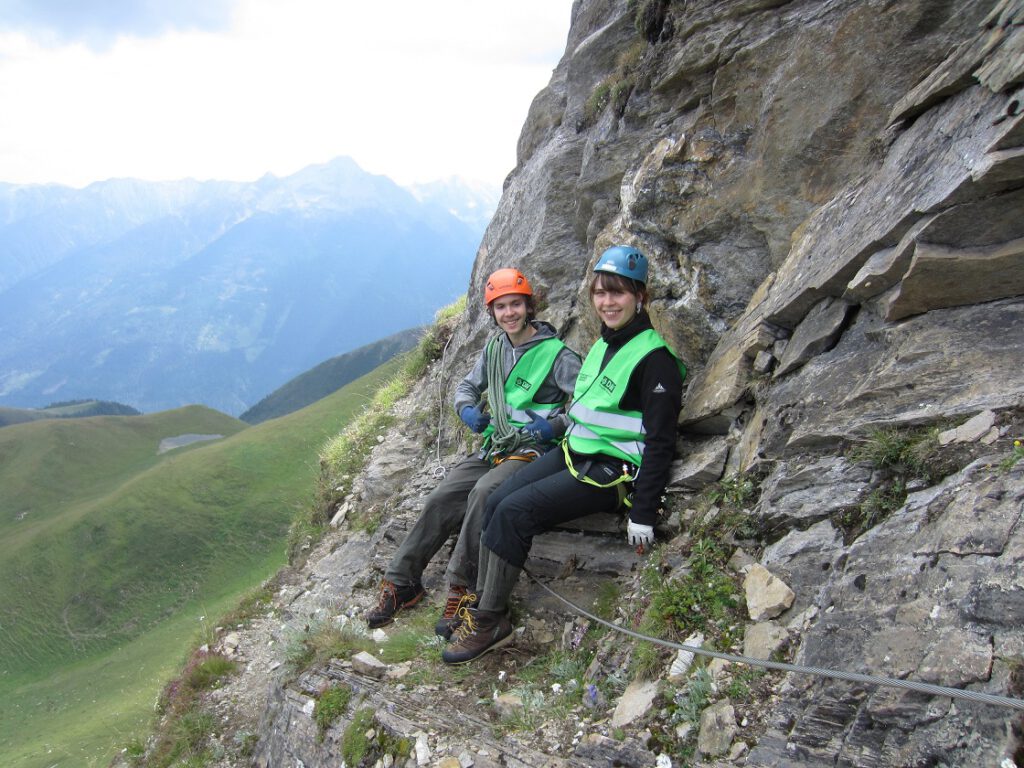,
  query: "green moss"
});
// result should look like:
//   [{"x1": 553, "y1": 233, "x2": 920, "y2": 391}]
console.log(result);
[
  {"x1": 341, "y1": 707, "x2": 376, "y2": 766},
  {"x1": 594, "y1": 580, "x2": 622, "y2": 622},
  {"x1": 724, "y1": 666, "x2": 766, "y2": 702},
  {"x1": 315, "y1": 684, "x2": 353, "y2": 740}
]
